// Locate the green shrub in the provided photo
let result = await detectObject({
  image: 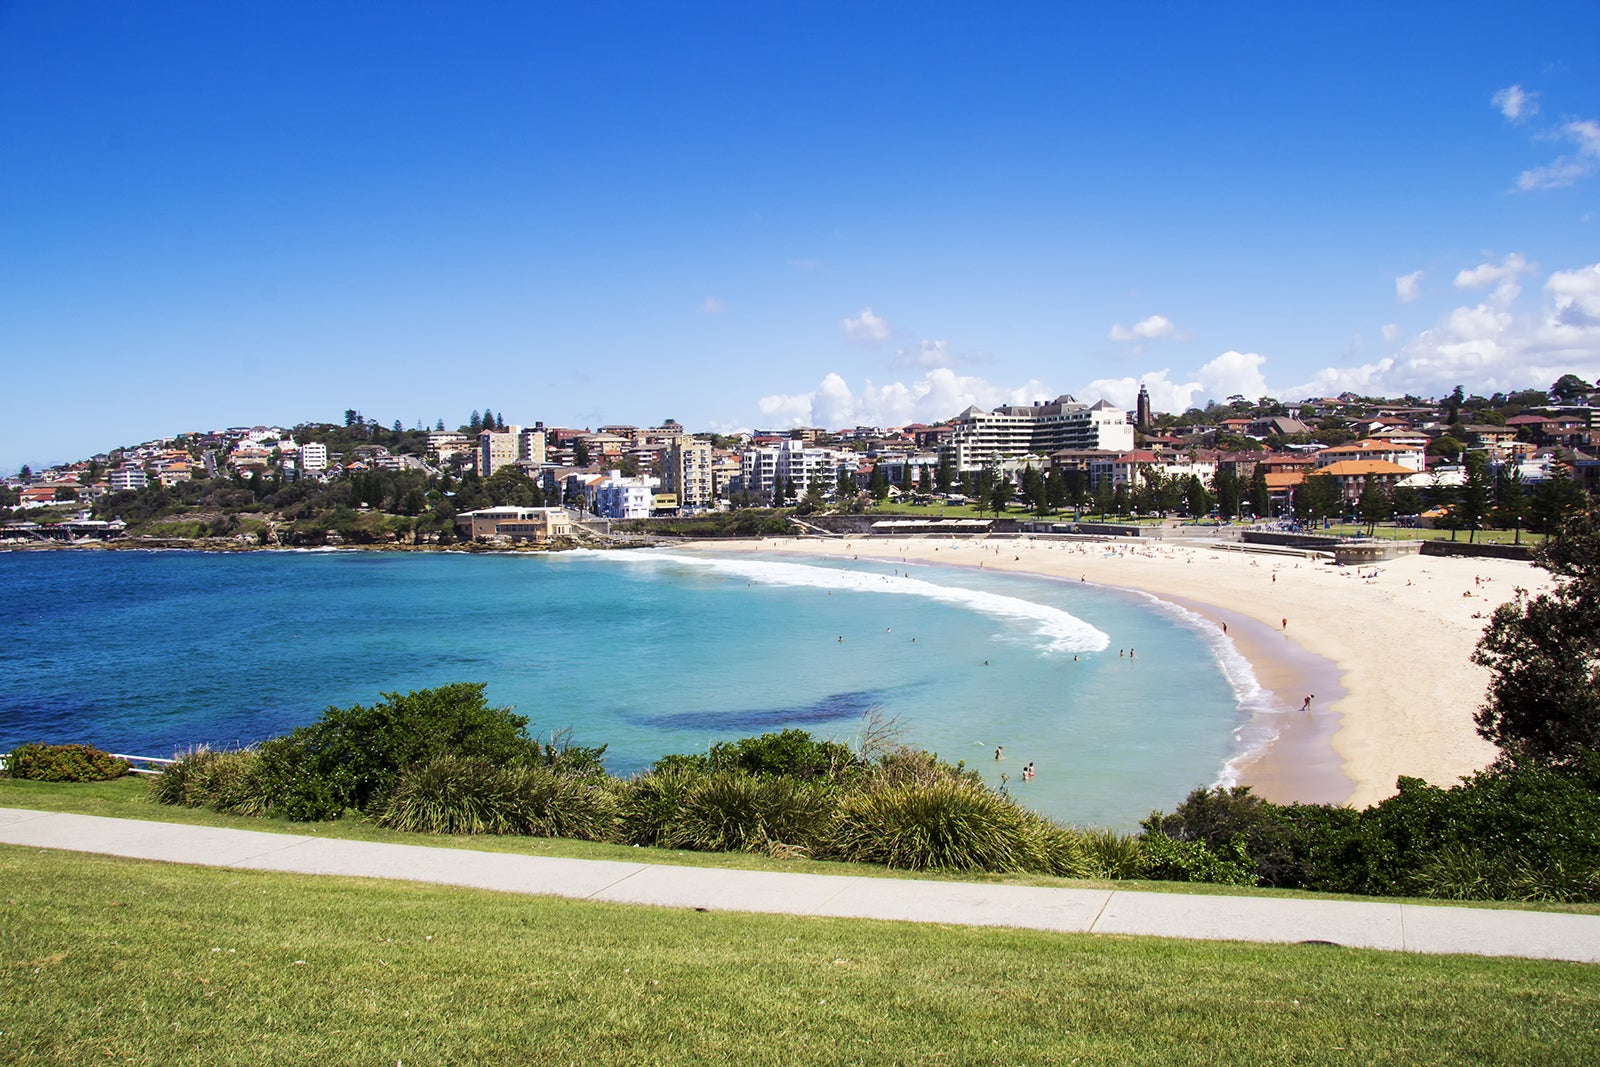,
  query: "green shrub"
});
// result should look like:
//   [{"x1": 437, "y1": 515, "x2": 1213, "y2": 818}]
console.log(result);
[
  {"x1": 859, "y1": 746, "x2": 980, "y2": 790},
  {"x1": 496, "y1": 764, "x2": 618, "y2": 840},
  {"x1": 1138, "y1": 832, "x2": 1257, "y2": 886},
  {"x1": 373, "y1": 758, "x2": 620, "y2": 839},
  {"x1": 827, "y1": 779, "x2": 1048, "y2": 872},
  {"x1": 6, "y1": 743, "x2": 128, "y2": 782},
  {"x1": 372, "y1": 757, "x2": 524, "y2": 835},
  {"x1": 148, "y1": 747, "x2": 259, "y2": 809},
  {"x1": 706, "y1": 728, "x2": 860, "y2": 781},
  {"x1": 618, "y1": 767, "x2": 705, "y2": 846},
  {"x1": 235, "y1": 735, "x2": 352, "y2": 822},
  {"x1": 1022, "y1": 813, "x2": 1093, "y2": 879},
  {"x1": 1077, "y1": 827, "x2": 1149, "y2": 880},
  {"x1": 660, "y1": 772, "x2": 836, "y2": 855},
  {"x1": 204, "y1": 683, "x2": 544, "y2": 821}
]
